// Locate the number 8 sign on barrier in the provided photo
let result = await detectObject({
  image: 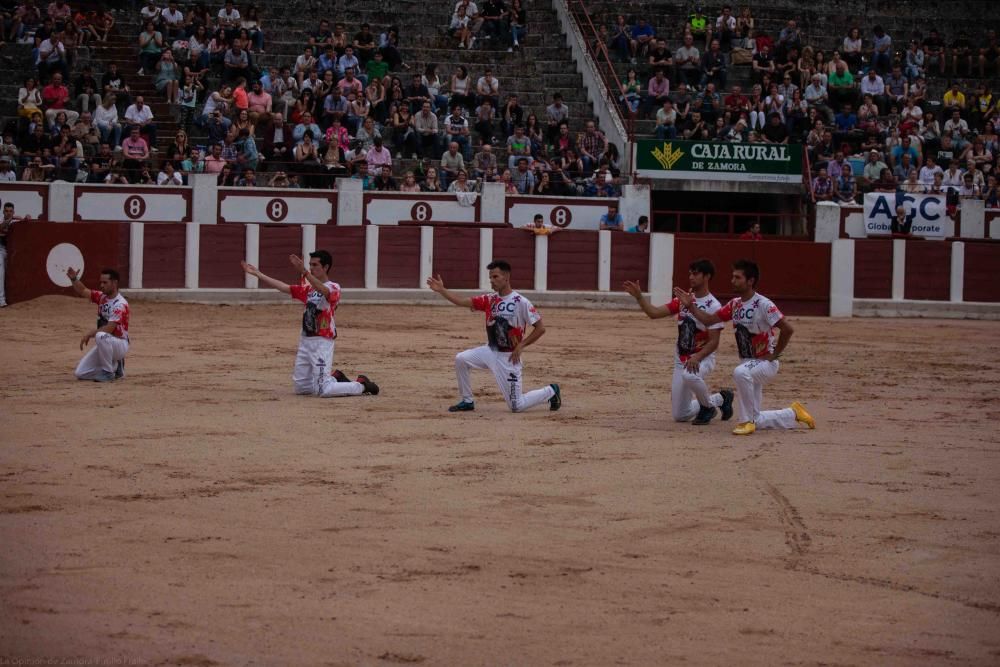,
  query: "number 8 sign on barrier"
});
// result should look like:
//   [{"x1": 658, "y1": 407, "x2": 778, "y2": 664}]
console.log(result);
[{"x1": 123, "y1": 195, "x2": 147, "y2": 220}]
